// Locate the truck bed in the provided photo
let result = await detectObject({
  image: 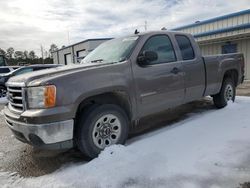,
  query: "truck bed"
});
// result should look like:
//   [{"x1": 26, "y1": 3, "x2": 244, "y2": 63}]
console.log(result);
[{"x1": 203, "y1": 53, "x2": 244, "y2": 96}]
